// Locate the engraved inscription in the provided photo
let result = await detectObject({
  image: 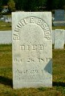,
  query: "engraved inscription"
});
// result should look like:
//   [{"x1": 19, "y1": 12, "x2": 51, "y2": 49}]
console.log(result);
[
  {"x1": 13, "y1": 16, "x2": 51, "y2": 41},
  {"x1": 37, "y1": 19, "x2": 42, "y2": 26},
  {"x1": 32, "y1": 45, "x2": 37, "y2": 50},
  {"x1": 14, "y1": 57, "x2": 51, "y2": 63},
  {"x1": 20, "y1": 19, "x2": 27, "y2": 26},
  {"x1": 16, "y1": 69, "x2": 43, "y2": 75},
  {"x1": 30, "y1": 17, "x2": 35, "y2": 23},
  {"x1": 20, "y1": 45, "x2": 25, "y2": 50},
  {"x1": 39, "y1": 45, "x2": 44, "y2": 50},
  {"x1": 20, "y1": 44, "x2": 44, "y2": 50},
  {"x1": 13, "y1": 33, "x2": 20, "y2": 40}
]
